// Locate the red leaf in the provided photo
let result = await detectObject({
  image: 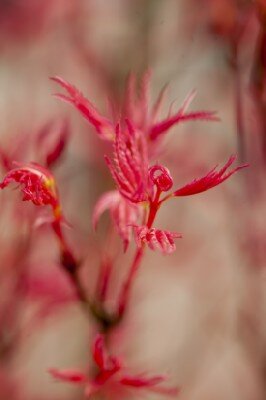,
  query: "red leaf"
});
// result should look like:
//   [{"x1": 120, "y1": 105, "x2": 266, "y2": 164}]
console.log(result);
[
  {"x1": 0, "y1": 162, "x2": 59, "y2": 209},
  {"x1": 123, "y1": 70, "x2": 151, "y2": 130},
  {"x1": 105, "y1": 121, "x2": 149, "y2": 204},
  {"x1": 173, "y1": 155, "x2": 248, "y2": 197},
  {"x1": 93, "y1": 335, "x2": 121, "y2": 385},
  {"x1": 49, "y1": 368, "x2": 87, "y2": 384},
  {"x1": 44, "y1": 120, "x2": 69, "y2": 167},
  {"x1": 120, "y1": 374, "x2": 180, "y2": 396},
  {"x1": 120, "y1": 374, "x2": 165, "y2": 388},
  {"x1": 149, "y1": 90, "x2": 219, "y2": 140},
  {"x1": 133, "y1": 225, "x2": 182, "y2": 254},
  {"x1": 149, "y1": 165, "x2": 173, "y2": 192},
  {"x1": 93, "y1": 190, "x2": 140, "y2": 251},
  {"x1": 92, "y1": 190, "x2": 120, "y2": 230},
  {"x1": 51, "y1": 76, "x2": 114, "y2": 140},
  {"x1": 93, "y1": 334, "x2": 105, "y2": 369},
  {"x1": 150, "y1": 110, "x2": 219, "y2": 140},
  {"x1": 151, "y1": 83, "x2": 169, "y2": 122}
]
